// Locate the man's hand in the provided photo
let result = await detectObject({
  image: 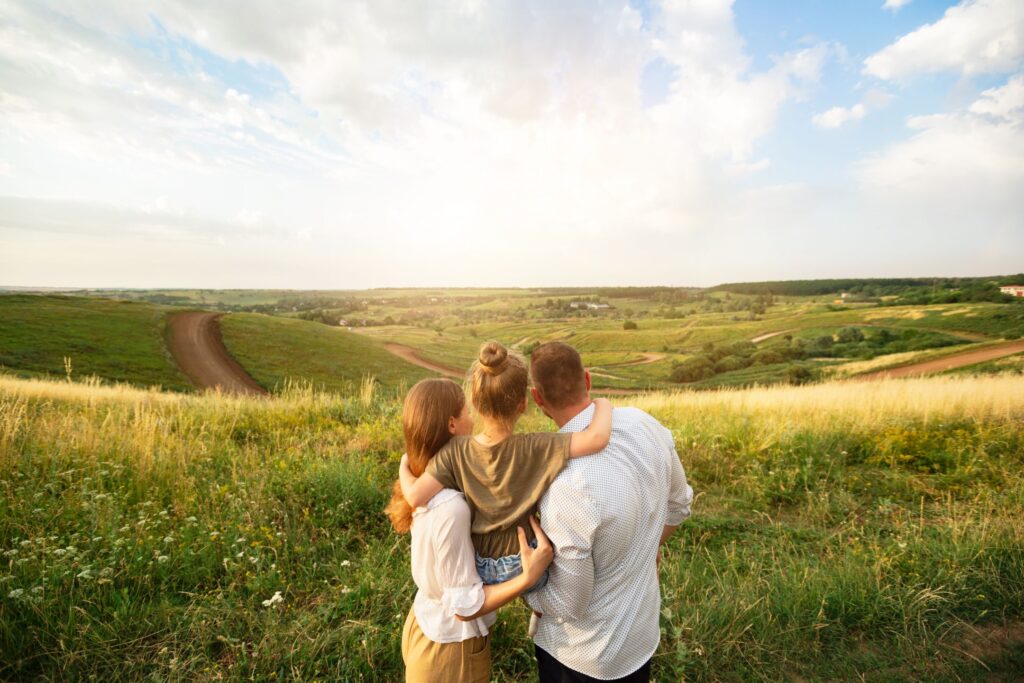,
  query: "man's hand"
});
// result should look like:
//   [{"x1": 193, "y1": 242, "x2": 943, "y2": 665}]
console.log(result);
[{"x1": 518, "y1": 516, "x2": 554, "y2": 585}]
